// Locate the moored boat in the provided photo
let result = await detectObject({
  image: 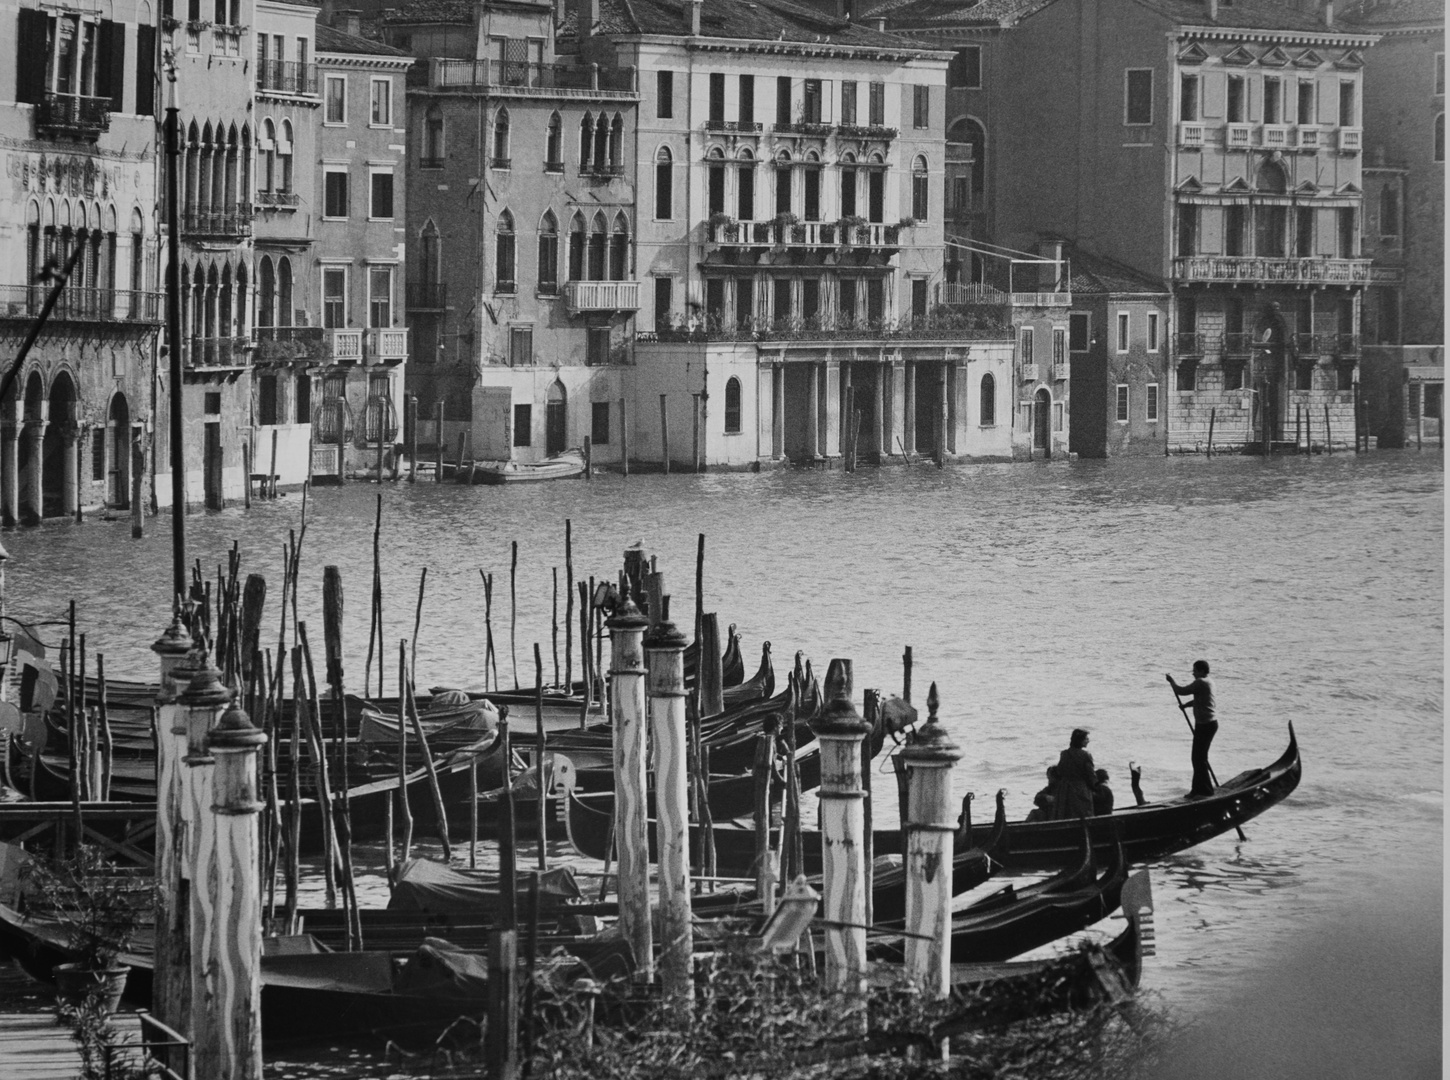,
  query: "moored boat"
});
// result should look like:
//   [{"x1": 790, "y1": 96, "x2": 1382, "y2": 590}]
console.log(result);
[{"x1": 472, "y1": 448, "x2": 585, "y2": 485}]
